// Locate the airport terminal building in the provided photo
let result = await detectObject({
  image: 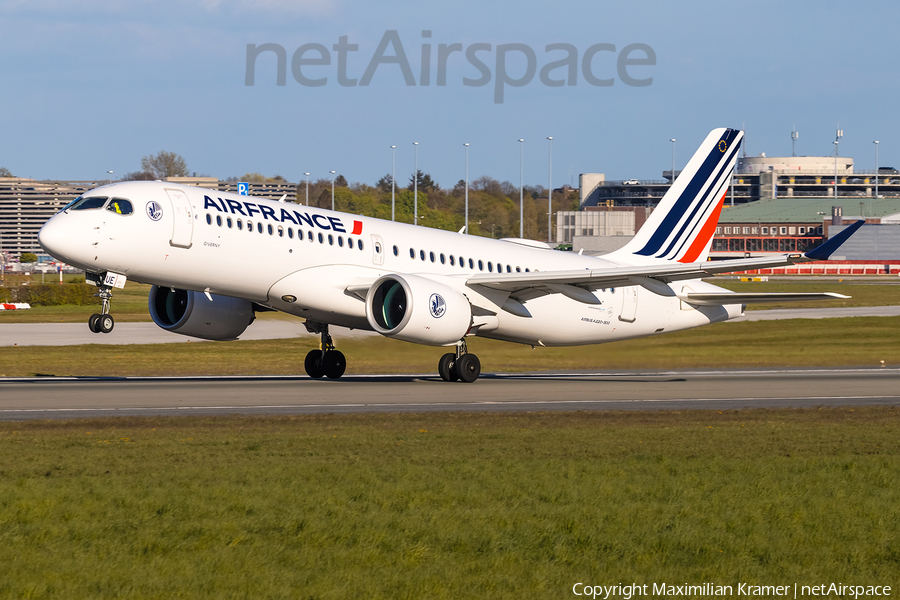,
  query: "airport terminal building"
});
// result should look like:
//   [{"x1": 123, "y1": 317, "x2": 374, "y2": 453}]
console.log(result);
[
  {"x1": 578, "y1": 154, "x2": 900, "y2": 209},
  {"x1": 561, "y1": 153, "x2": 900, "y2": 259}
]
